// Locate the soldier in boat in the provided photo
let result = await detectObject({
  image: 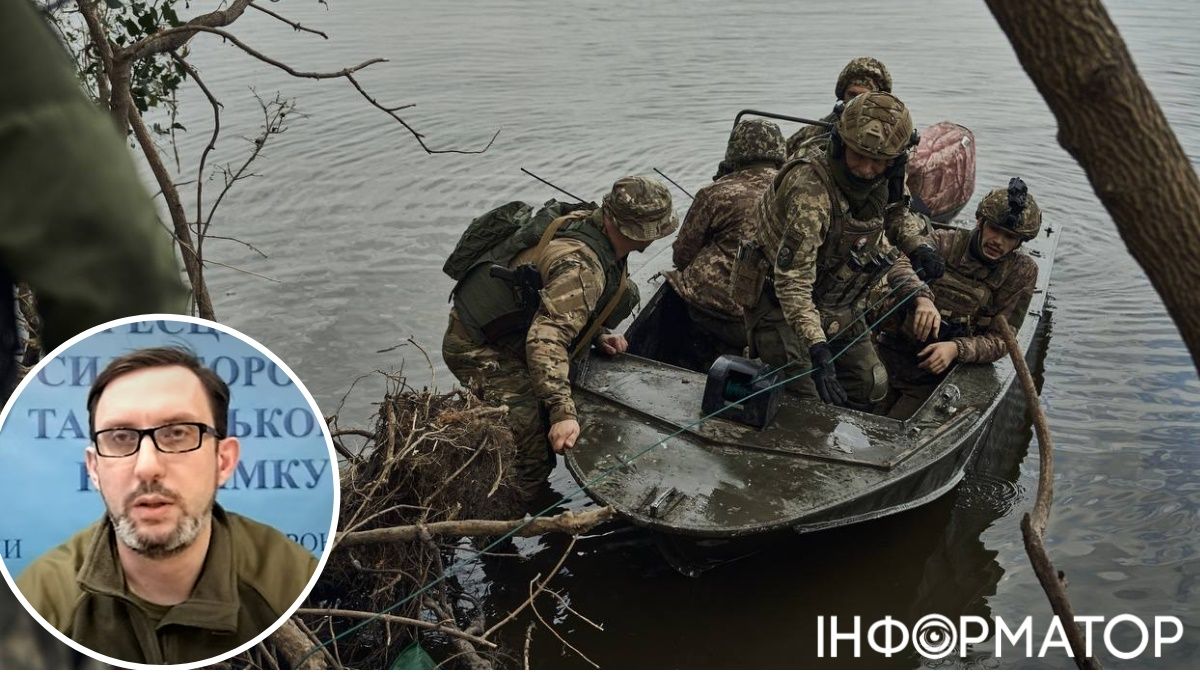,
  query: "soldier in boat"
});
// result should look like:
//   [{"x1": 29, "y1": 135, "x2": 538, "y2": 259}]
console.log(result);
[
  {"x1": 664, "y1": 119, "x2": 786, "y2": 366},
  {"x1": 731, "y1": 92, "x2": 940, "y2": 411},
  {"x1": 786, "y1": 56, "x2": 893, "y2": 159},
  {"x1": 876, "y1": 178, "x2": 1042, "y2": 419}
]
